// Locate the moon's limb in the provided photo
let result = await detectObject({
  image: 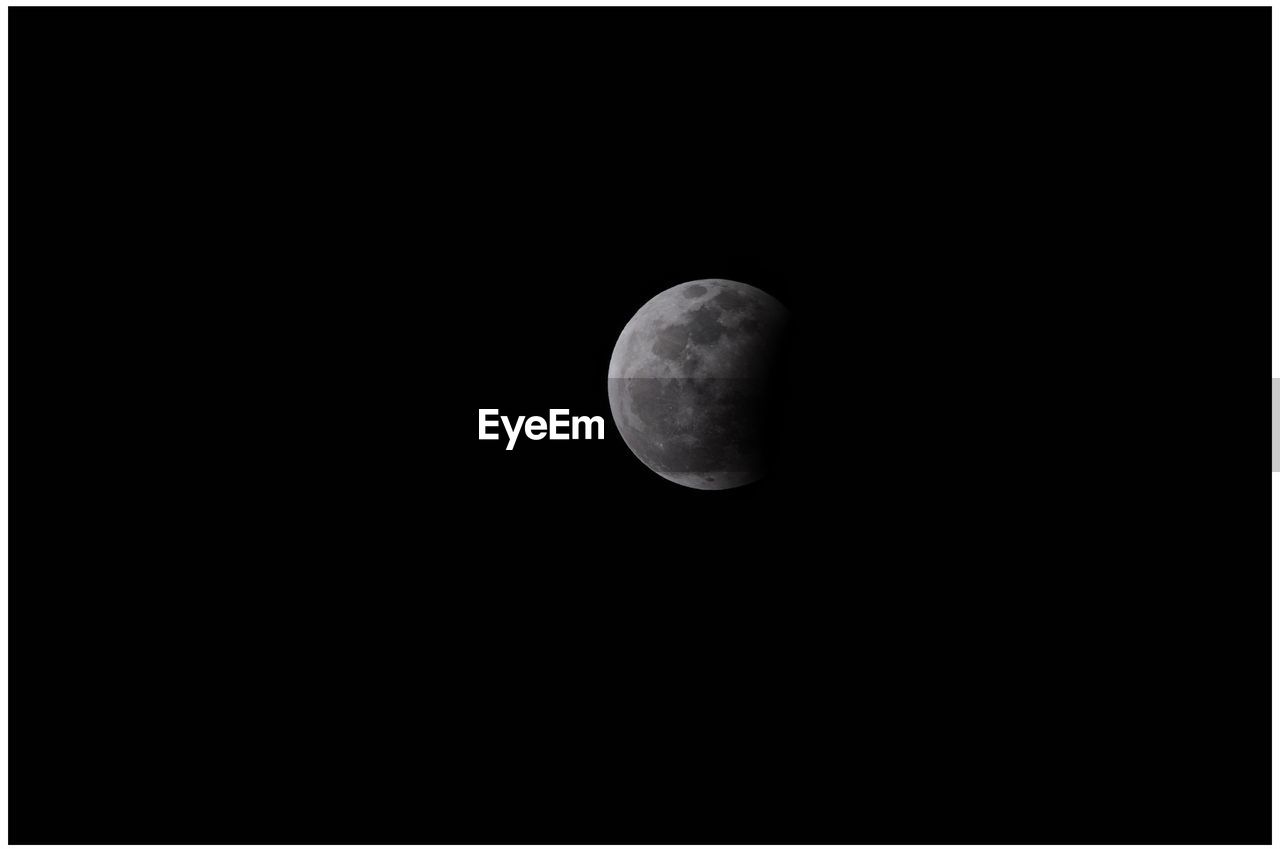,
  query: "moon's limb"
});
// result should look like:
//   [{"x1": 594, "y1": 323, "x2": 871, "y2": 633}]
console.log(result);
[{"x1": 608, "y1": 279, "x2": 789, "y2": 490}]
